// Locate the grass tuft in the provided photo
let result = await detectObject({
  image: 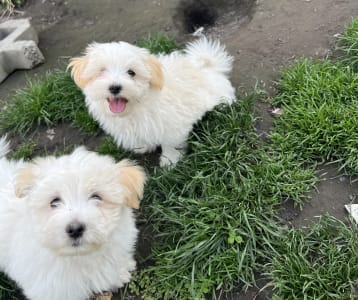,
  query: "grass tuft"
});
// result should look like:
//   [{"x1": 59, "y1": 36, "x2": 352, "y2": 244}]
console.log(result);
[
  {"x1": 339, "y1": 18, "x2": 358, "y2": 71},
  {"x1": 270, "y1": 59, "x2": 358, "y2": 173},
  {"x1": 9, "y1": 140, "x2": 36, "y2": 160},
  {"x1": 130, "y1": 94, "x2": 316, "y2": 299},
  {"x1": 266, "y1": 18, "x2": 358, "y2": 299},
  {"x1": 0, "y1": 70, "x2": 99, "y2": 136},
  {"x1": 268, "y1": 216, "x2": 358, "y2": 300},
  {"x1": 137, "y1": 33, "x2": 179, "y2": 54},
  {"x1": 96, "y1": 136, "x2": 133, "y2": 161}
]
